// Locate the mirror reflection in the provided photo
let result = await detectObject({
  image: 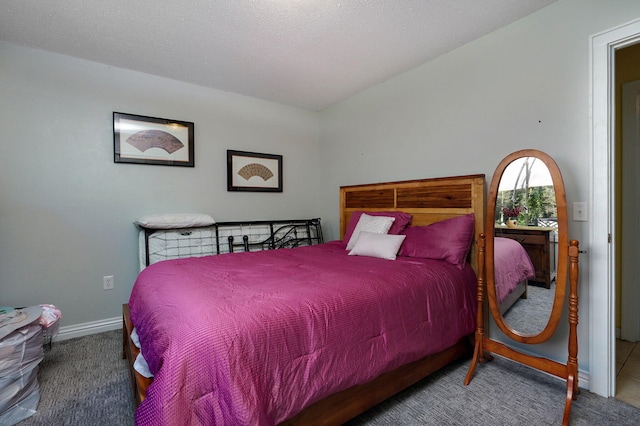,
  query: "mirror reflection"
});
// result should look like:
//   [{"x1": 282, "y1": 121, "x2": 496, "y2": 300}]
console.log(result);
[{"x1": 493, "y1": 157, "x2": 558, "y2": 335}]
